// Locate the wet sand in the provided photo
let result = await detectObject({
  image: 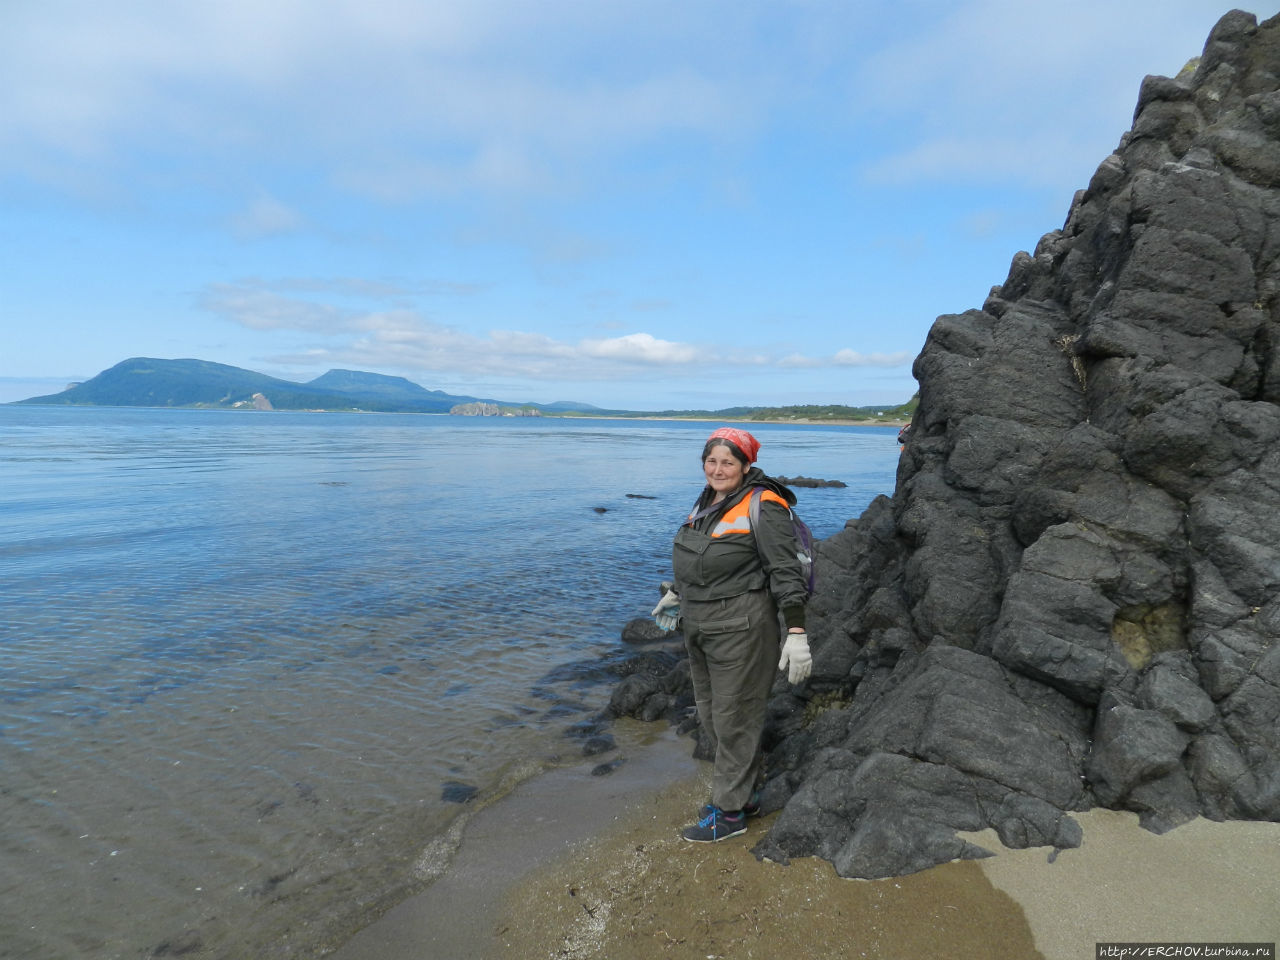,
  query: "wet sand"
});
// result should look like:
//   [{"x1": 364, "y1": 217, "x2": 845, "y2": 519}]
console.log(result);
[
  {"x1": 327, "y1": 725, "x2": 1280, "y2": 960},
  {"x1": 325, "y1": 722, "x2": 702, "y2": 960}
]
